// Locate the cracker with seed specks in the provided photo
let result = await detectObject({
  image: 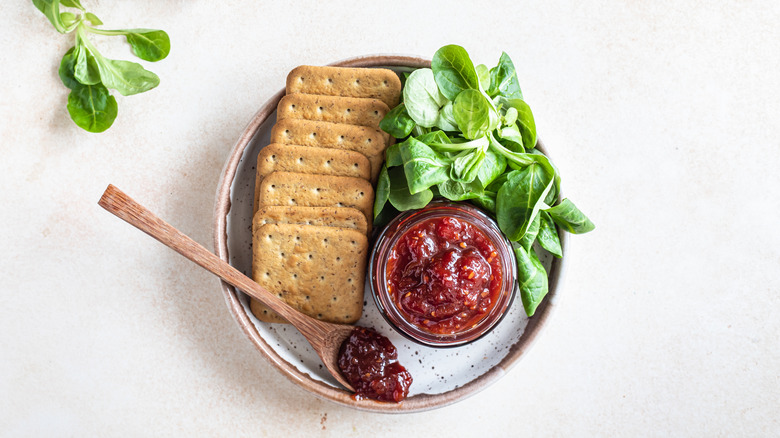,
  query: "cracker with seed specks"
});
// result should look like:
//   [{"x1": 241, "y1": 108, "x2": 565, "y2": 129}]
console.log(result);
[
  {"x1": 256, "y1": 172, "x2": 374, "y2": 226},
  {"x1": 250, "y1": 223, "x2": 367, "y2": 324},
  {"x1": 252, "y1": 144, "x2": 371, "y2": 214},
  {"x1": 286, "y1": 65, "x2": 402, "y2": 108},
  {"x1": 253, "y1": 206, "x2": 368, "y2": 236},
  {"x1": 270, "y1": 119, "x2": 386, "y2": 182},
  {"x1": 277, "y1": 94, "x2": 390, "y2": 131}
]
